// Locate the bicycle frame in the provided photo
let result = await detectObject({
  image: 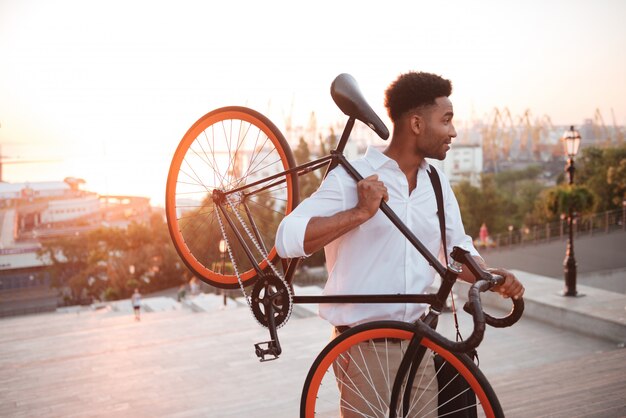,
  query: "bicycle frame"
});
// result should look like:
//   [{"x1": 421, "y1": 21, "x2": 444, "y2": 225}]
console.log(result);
[{"x1": 215, "y1": 114, "x2": 464, "y2": 302}]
